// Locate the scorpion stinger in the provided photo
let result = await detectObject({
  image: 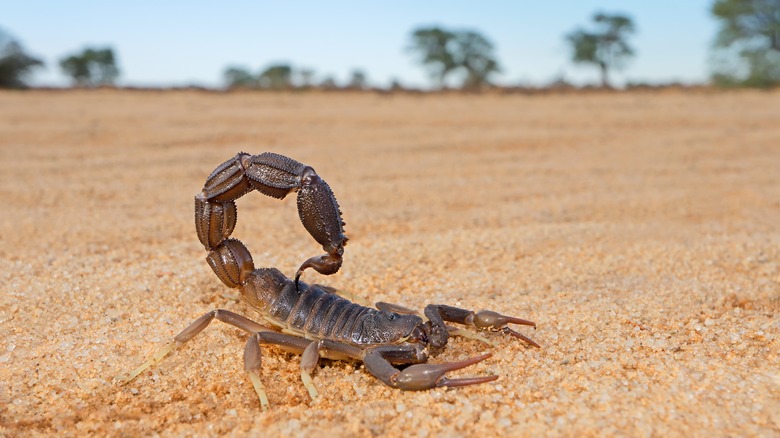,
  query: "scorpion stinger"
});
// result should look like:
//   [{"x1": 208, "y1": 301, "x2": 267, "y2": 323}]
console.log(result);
[
  {"x1": 293, "y1": 167, "x2": 348, "y2": 289},
  {"x1": 120, "y1": 152, "x2": 539, "y2": 410}
]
